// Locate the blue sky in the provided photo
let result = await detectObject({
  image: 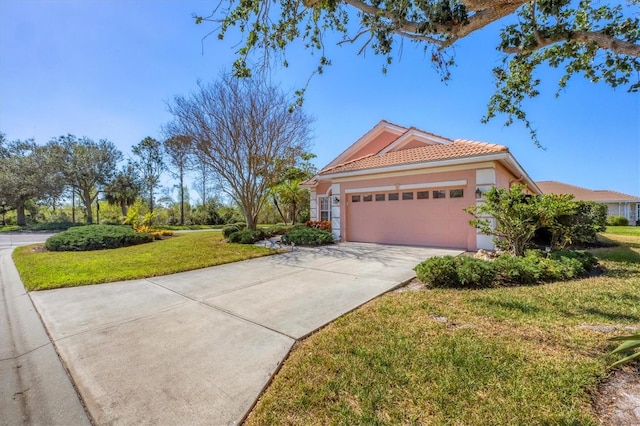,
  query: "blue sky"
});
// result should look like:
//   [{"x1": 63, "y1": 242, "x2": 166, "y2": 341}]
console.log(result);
[{"x1": 1, "y1": 0, "x2": 638, "y2": 198}]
